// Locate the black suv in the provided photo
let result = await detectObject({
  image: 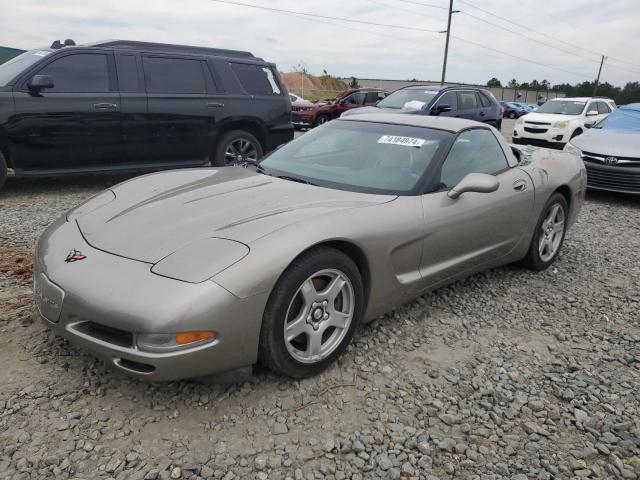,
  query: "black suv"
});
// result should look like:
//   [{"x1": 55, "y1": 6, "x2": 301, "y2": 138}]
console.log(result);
[
  {"x1": 0, "y1": 40, "x2": 293, "y2": 189},
  {"x1": 342, "y1": 85, "x2": 502, "y2": 130}
]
